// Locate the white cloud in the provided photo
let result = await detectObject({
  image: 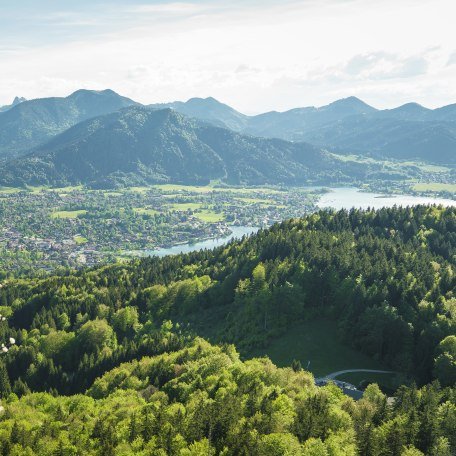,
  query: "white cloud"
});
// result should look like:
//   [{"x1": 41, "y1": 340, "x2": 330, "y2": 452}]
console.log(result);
[
  {"x1": 0, "y1": 0, "x2": 455, "y2": 112},
  {"x1": 448, "y1": 51, "x2": 456, "y2": 66},
  {"x1": 344, "y1": 52, "x2": 429, "y2": 80}
]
